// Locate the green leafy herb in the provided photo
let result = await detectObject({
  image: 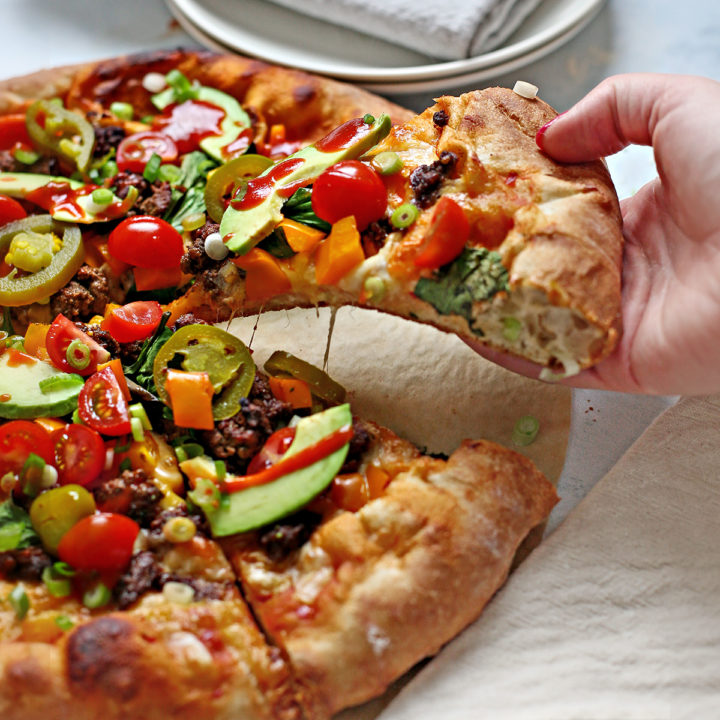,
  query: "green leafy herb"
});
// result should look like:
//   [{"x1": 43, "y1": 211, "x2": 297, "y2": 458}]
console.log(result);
[
  {"x1": 258, "y1": 228, "x2": 297, "y2": 259},
  {"x1": 163, "y1": 151, "x2": 217, "y2": 231},
  {"x1": 413, "y1": 247, "x2": 509, "y2": 335},
  {"x1": 0, "y1": 500, "x2": 40, "y2": 551},
  {"x1": 282, "y1": 187, "x2": 331, "y2": 232},
  {"x1": 8, "y1": 584, "x2": 29, "y2": 619},
  {"x1": 123, "y1": 311, "x2": 173, "y2": 393},
  {"x1": 1, "y1": 307, "x2": 14, "y2": 336},
  {"x1": 55, "y1": 614, "x2": 75, "y2": 631}
]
